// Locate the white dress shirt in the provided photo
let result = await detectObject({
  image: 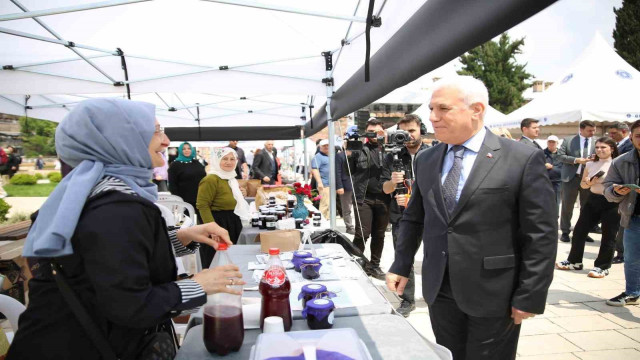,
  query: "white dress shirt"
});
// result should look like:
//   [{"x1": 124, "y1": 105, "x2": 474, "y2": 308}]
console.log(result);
[{"x1": 441, "y1": 127, "x2": 487, "y2": 202}]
